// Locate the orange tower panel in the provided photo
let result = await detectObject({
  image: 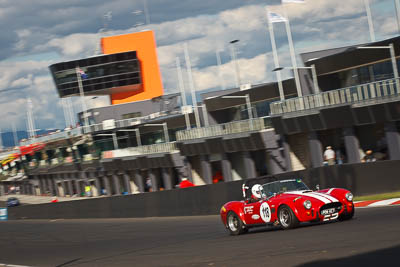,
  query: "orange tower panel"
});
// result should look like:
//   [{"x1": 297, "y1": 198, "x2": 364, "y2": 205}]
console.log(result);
[{"x1": 101, "y1": 31, "x2": 164, "y2": 104}]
